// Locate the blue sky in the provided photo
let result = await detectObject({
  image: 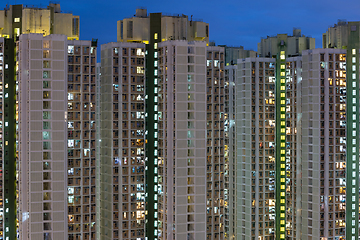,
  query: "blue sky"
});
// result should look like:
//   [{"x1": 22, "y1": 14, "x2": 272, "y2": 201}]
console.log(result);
[{"x1": 8, "y1": 0, "x2": 360, "y2": 51}]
